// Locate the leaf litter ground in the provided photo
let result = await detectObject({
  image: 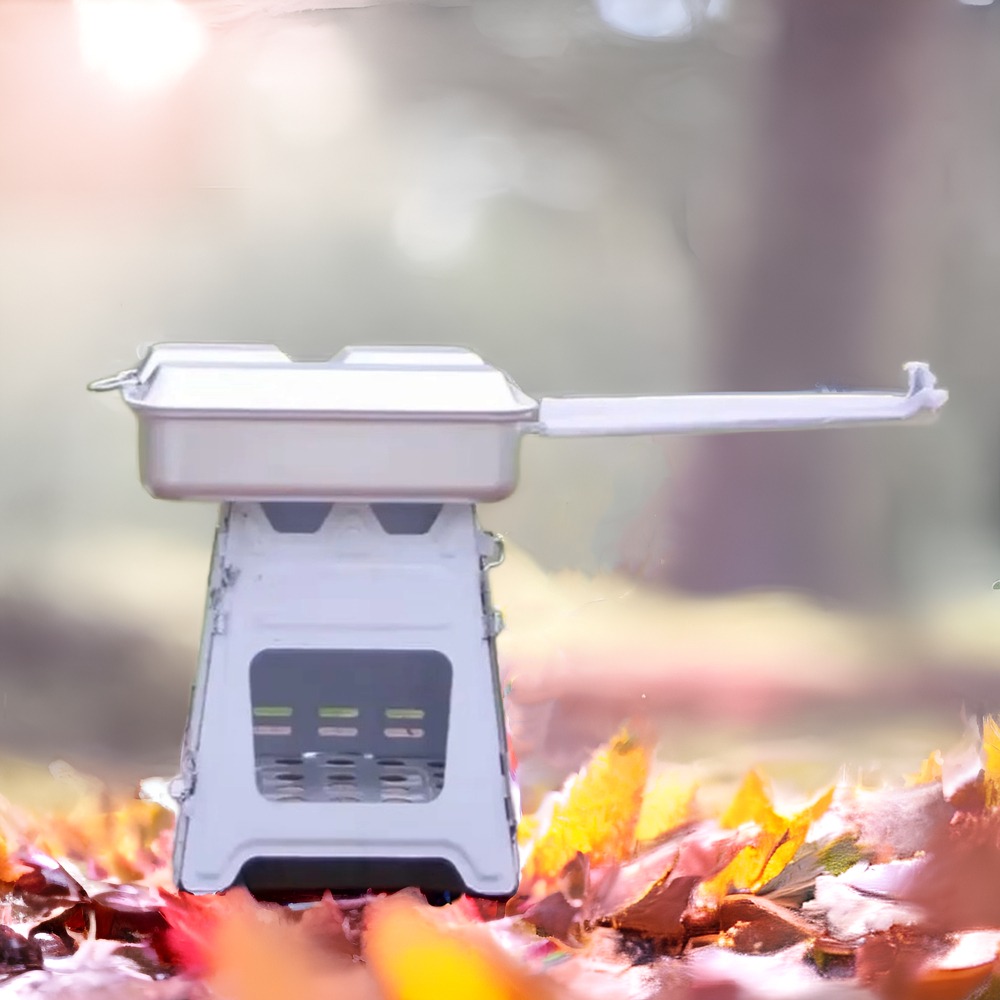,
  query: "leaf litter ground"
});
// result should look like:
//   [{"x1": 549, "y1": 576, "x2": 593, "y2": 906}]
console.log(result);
[{"x1": 4, "y1": 724, "x2": 1000, "y2": 998}]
